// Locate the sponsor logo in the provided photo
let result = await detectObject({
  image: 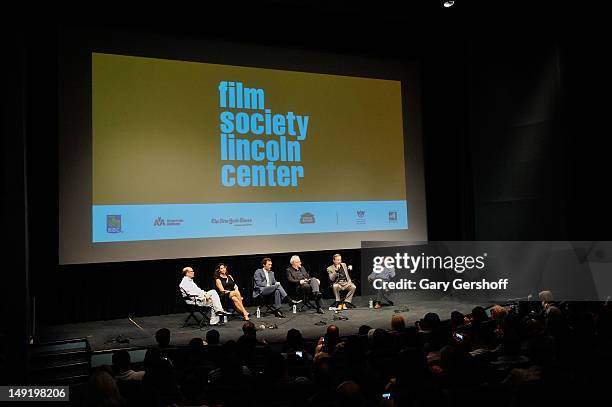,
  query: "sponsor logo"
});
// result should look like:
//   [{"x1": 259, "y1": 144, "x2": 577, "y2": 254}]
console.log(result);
[
  {"x1": 106, "y1": 215, "x2": 122, "y2": 233},
  {"x1": 153, "y1": 217, "x2": 184, "y2": 227},
  {"x1": 356, "y1": 210, "x2": 366, "y2": 225},
  {"x1": 389, "y1": 211, "x2": 398, "y2": 222},
  {"x1": 210, "y1": 217, "x2": 253, "y2": 226},
  {"x1": 300, "y1": 212, "x2": 316, "y2": 224}
]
